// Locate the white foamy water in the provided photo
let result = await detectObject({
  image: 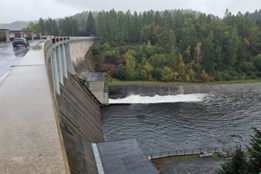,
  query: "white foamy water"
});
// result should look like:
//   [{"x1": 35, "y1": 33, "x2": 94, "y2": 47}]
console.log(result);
[{"x1": 109, "y1": 94, "x2": 207, "y2": 104}]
